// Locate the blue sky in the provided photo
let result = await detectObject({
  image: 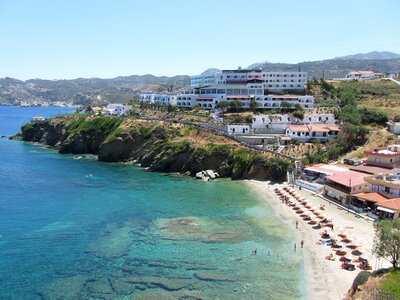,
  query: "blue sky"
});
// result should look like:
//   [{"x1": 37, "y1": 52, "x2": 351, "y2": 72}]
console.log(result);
[{"x1": 0, "y1": 0, "x2": 399, "y2": 80}]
